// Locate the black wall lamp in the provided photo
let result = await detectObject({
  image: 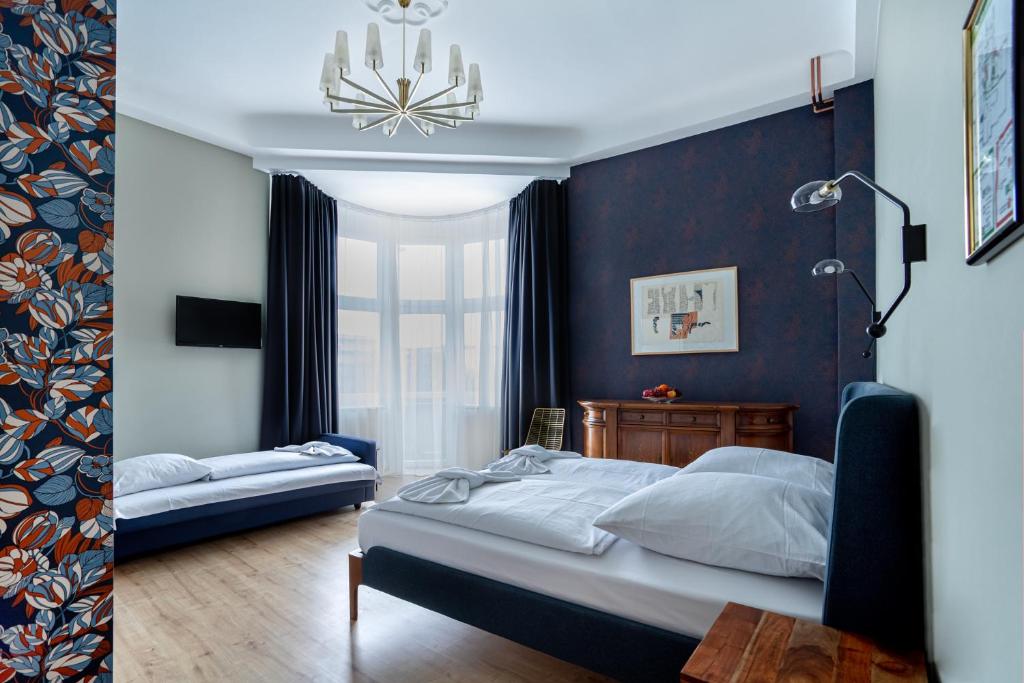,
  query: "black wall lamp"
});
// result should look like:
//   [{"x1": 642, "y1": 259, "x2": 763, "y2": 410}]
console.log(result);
[{"x1": 791, "y1": 170, "x2": 927, "y2": 358}]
